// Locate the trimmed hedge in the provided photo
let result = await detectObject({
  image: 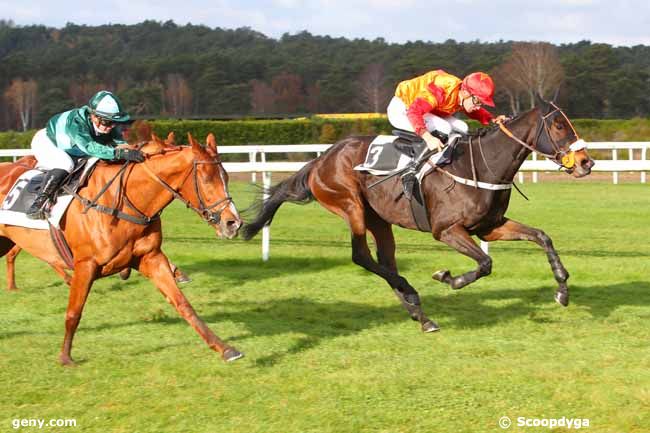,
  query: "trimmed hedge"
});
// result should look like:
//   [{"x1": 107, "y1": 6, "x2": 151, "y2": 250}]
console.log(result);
[
  {"x1": 3, "y1": 117, "x2": 650, "y2": 151},
  {"x1": 0, "y1": 130, "x2": 37, "y2": 149},
  {"x1": 151, "y1": 118, "x2": 394, "y2": 146}
]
